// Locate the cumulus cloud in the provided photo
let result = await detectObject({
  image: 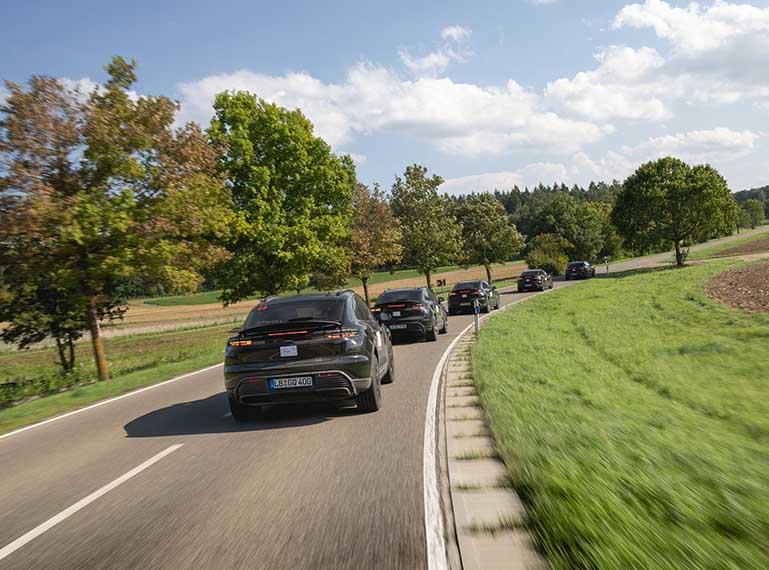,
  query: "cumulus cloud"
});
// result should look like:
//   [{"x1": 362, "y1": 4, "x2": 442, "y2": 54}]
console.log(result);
[
  {"x1": 546, "y1": 45, "x2": 670, "y2": 121},
  {"x1": 441, "y1": 127, "x2": 761, "y2": 193},
  {"x1": 614, "y1": 0, "x2": 769, "y2": 55},
  {"x1": 399, "y1": 25, "x2": 473, "y2": 77},
  {"x1": 177, "y1": 64, "x2": 610, "y2": 155}
]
